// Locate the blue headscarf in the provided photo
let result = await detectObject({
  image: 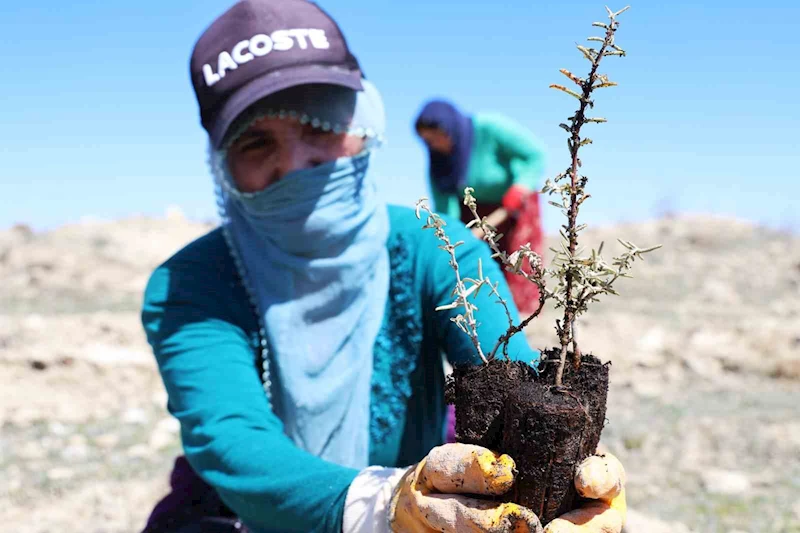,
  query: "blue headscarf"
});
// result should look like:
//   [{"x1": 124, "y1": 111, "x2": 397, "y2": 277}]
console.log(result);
[
  {"x1": 415, "y1": 99, "x2": 475, "y2": 194},
  {"x1": 209, "y1": 81, "x2": 388, "y2": 470}
]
